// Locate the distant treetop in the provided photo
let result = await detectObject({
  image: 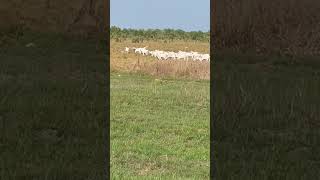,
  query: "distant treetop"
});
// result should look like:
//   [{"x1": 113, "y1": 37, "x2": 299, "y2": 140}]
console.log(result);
[{"x1": 110, "y1": 26, "x2": 210, "y2": 42}]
